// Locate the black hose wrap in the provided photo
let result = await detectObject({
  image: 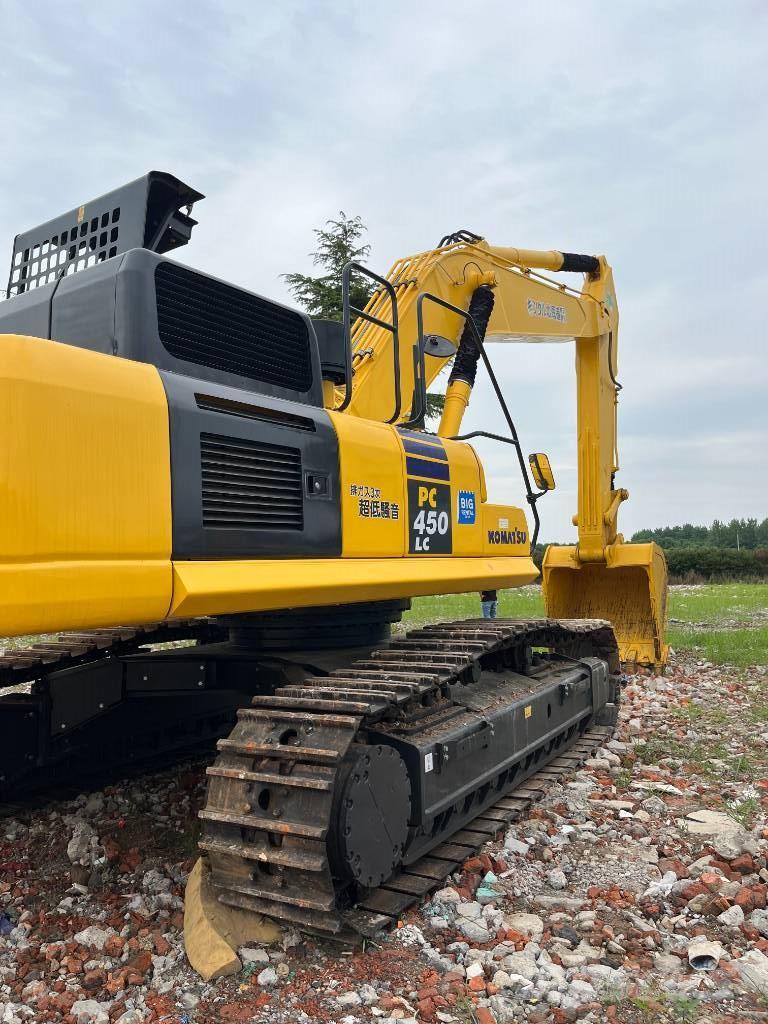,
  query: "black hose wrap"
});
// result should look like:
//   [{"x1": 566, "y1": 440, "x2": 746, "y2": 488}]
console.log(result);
[
  {"x1": 559, "y1": 252, "x2": 600, "y2": 274},
  {"x1": 448, "y1": 285, "x2": 495, "y2": 387}
]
